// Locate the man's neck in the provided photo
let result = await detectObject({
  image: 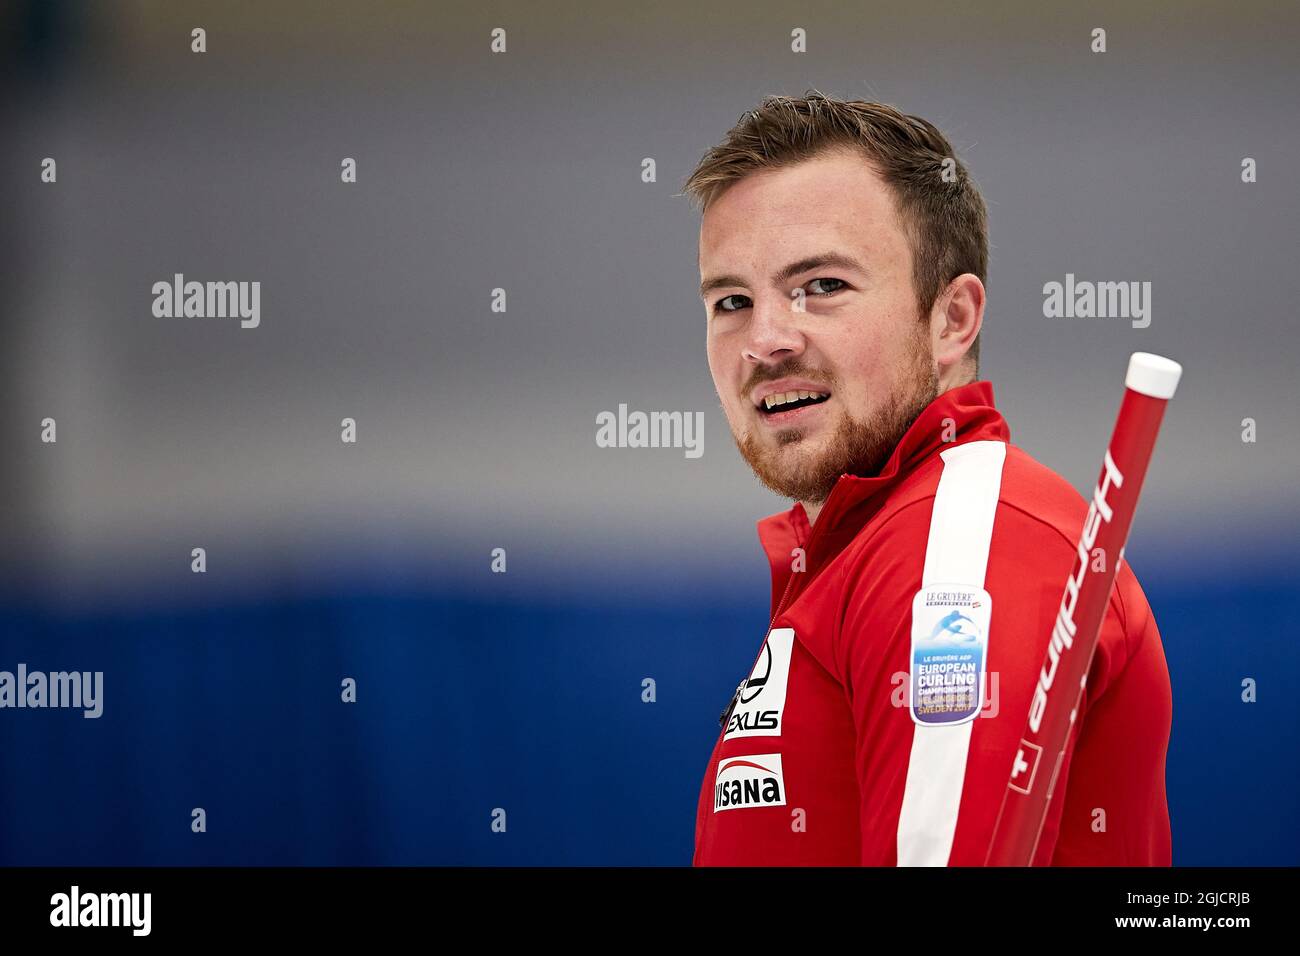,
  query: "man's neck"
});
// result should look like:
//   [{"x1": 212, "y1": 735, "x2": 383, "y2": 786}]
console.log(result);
[{"x1": 801, "y1": 500, "x2": 823, "y2": 526}]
